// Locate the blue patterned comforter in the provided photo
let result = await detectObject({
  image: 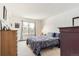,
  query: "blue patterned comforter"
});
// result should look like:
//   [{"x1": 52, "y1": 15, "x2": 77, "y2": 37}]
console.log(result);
[{"x1": 26, "y1": 35, "x2": 59, "y2": 56}]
